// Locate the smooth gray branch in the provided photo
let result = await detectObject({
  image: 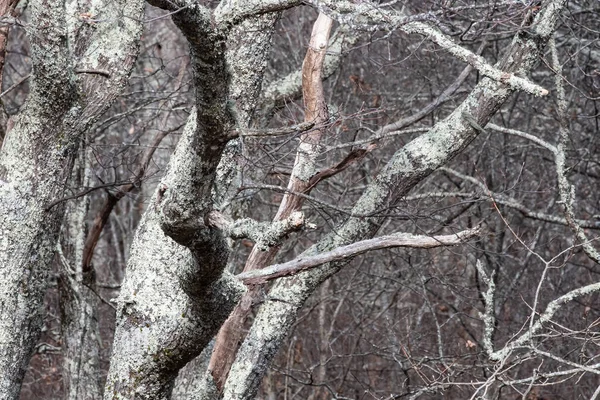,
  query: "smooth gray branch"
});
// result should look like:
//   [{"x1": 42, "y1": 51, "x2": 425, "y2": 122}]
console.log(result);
[{"x1": 236, "y1": 226, "x2": 481, "y2": 284}]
